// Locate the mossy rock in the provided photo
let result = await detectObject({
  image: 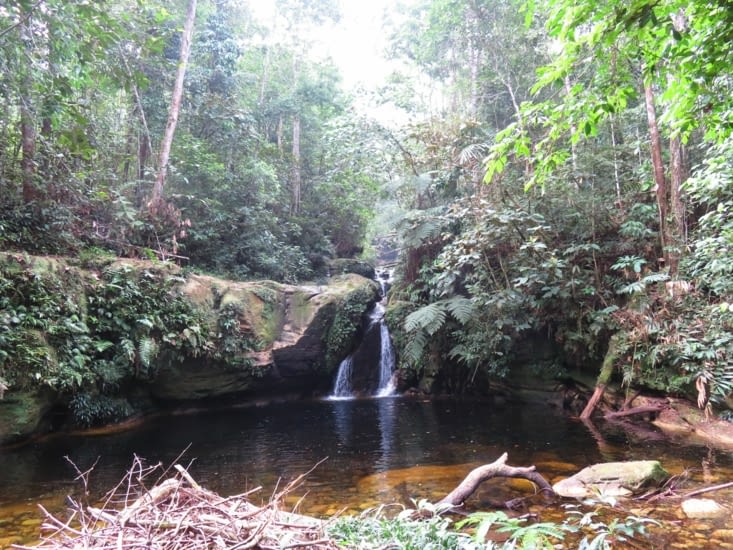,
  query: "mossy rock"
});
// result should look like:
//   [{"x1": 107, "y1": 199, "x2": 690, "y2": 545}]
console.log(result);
[
  {"x1": 553, "y1": 460, "x2": 669, "y2": 498},
  {"x1": 327, "y1": 258, "x2": 375, "y2": 280},
  {"x1": 0, "y1": 391, "x2": 55, "y2": 446}
]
